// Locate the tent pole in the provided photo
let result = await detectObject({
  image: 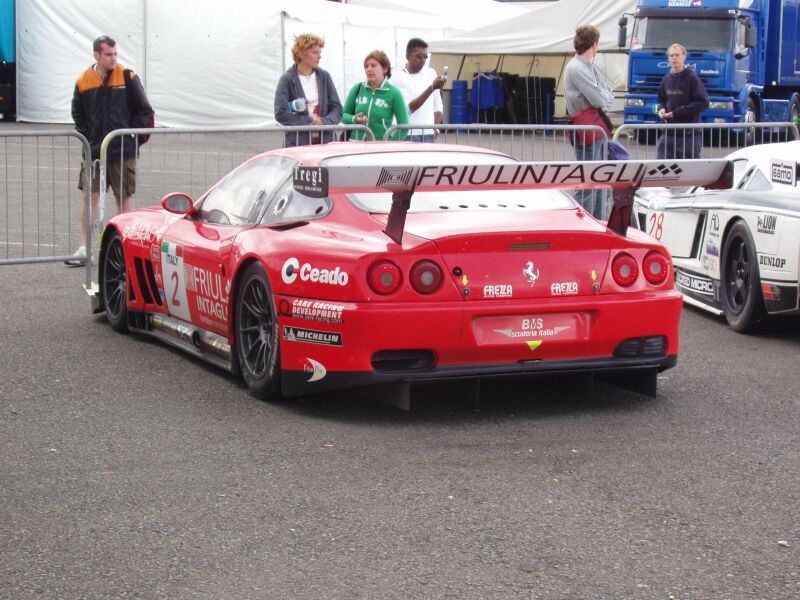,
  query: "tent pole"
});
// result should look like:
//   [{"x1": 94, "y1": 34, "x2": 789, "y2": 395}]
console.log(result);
[
  {"x1": 342, "y1": 23, "x2": 346, "y2": 90},
  {"x1": 280, "y1": 11, "x2": 286, "y2": 73},
  {"x1": 142, "y1": 0, "x2": 147, "y2": 90}
]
